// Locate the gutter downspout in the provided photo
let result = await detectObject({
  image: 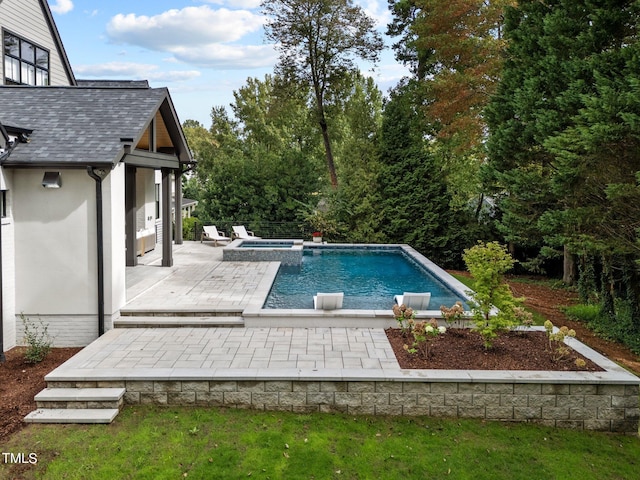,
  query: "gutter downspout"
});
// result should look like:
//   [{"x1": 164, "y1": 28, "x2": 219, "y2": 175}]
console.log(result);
[
  {"x1": 0, "y1": 203, "x2": 4, "y2": 363},
  {"x1": 87, "y1": 167, "x2": 106, "y2": 337},
  {"x1": 0, "y1": 125, "x2": 9, "y2": 363}
]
